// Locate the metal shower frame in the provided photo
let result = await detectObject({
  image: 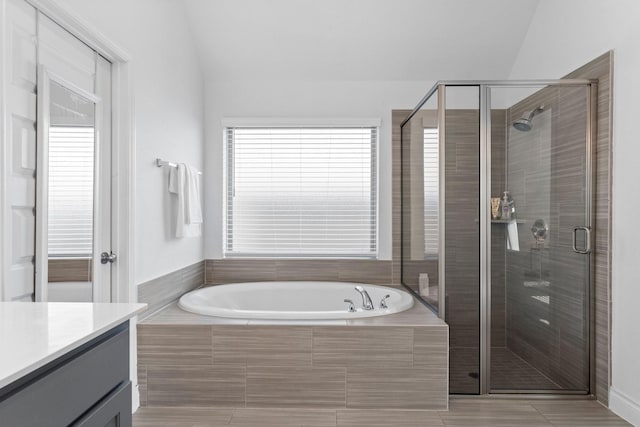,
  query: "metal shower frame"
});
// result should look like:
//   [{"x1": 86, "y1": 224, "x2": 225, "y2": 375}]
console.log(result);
[{"x1": 400, "y1": 79, "x2": 598, "y2": 396}]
